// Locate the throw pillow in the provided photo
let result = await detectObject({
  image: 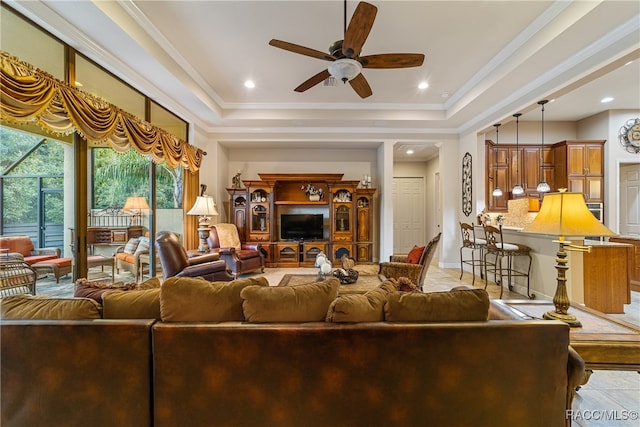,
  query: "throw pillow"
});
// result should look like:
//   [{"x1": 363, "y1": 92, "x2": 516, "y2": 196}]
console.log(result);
[
  {"x1": 397, "y1": 277, "x2": 420, "y2": 292},
  {"x1": 74, "y1": 277, "x2": 160, "y2": 304},
  {"x1": 406, "y1": 245, "x2": 425, "y2": 264},
  {"x1": 160, "y1": 276, "x2": 269, "y2": 322},
  {"x1": 384, "y1": 288, "x2": 490, "y2": 322},
  {"x1": 133, "y1": 236, "x2": 150, "y2": 257},
  {"x1": 123, "y1": 237, "x2": 140, "y2": 254},
  {"x1": 0, "y1": 295, "x2": 101, "y2": 320},
  {"x1": 102, "y1": 288, "x2": 161, "y2": 319},
  {"x1": 241, "y1": 277, "x2": 340, "y2": 323},
  {"x1": 326, "y1": 279, "x2": 398, "y2": 322}
]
